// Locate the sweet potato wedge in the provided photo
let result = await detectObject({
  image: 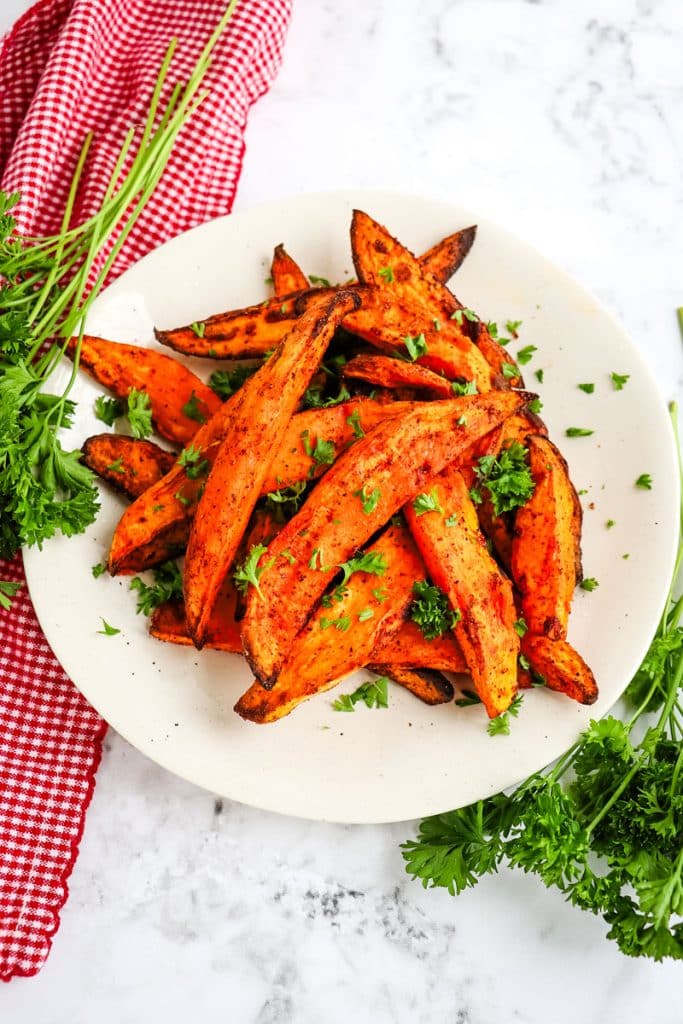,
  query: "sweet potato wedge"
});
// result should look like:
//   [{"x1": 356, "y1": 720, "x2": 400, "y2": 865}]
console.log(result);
[
  {"x1": 150, "y1": 580, "x2": 242, "y2": 652},
  {"x1": 405, "y1": 464, "x2": 519, "y2": 718},
  {"x1": 81, "y1": 434, "x2": 175, "y2": 500},
  {"x1": 107, "y1": 397, "x2": 414, "y2": 574},
  {"x1": 520, "y1": 633, "x2": 598, "y2": 705},
  {"x1": 418, "y1": 226, "x2": 477, "y2": 282},
  {"x1": 371, "y1": 619, "x2": 467, "y2": 672},
  {"x1": 511, "y1": 435, "x2": 582, "y2": 640},
  {"x1": 350, "y1": 210, "x2": 524, "y2": 389},
  {"x1": 68, "y1": 335, "x2": 221, "y2": 447},
  {"x1": 184, "y1": 289, "x2": 361, "y2": 646},
  {"x1": 235, "y1": 524, "x2": 424, "y2": 722},
  {"x1": 271, "y1": 244, "x2": 309, "y2": 295},
  {"x1": 367, "y1": 664, "x2": 454, "y2": 706},
  {"x1": 153, "y1": 289, "x2": 320, "y2": 358},
  {"x1": 241, "y1": 390, "x2": 528, "y2": 686},
  {"x1": 344, "y1": 288, "x2": 493, "y2": 391},
  {"x1": 342, "y1": 353, "x2": 454, "y2": 399}
]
